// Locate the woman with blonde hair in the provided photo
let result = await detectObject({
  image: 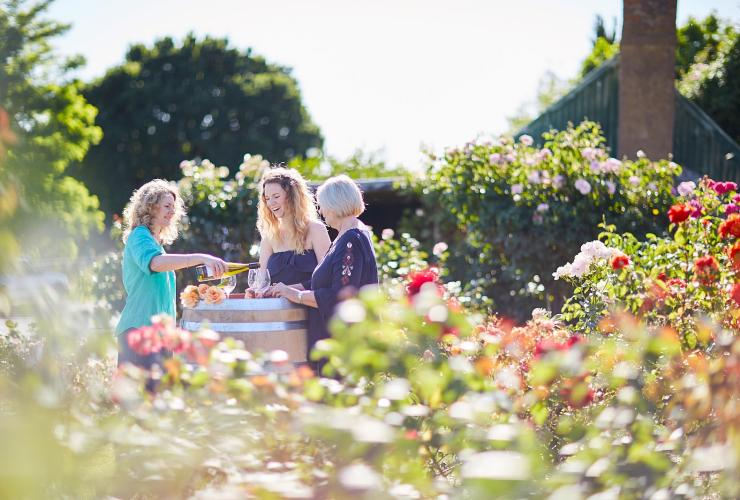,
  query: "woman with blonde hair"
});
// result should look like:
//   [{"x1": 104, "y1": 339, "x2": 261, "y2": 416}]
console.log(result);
[
  {"x1": 116, "y1": 179, "x2": 227, "y2": 368},
  {"x1": 255, "y1": 167, "x2": 330, "y2": 292},
  {"x1": 270, "y1": 175, "x2": 378, "y2": 370}
]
